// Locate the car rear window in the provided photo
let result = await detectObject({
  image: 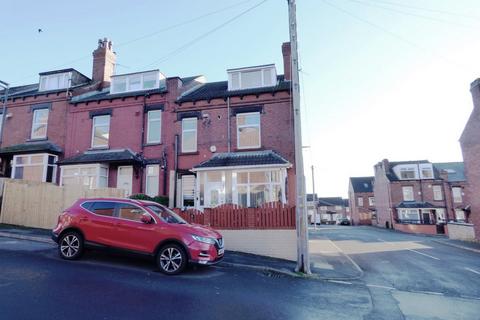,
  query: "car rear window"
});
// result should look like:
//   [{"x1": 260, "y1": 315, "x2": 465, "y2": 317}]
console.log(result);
[{"x1": 89, "y1": 201, "x2": 116, "y2": 217}]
